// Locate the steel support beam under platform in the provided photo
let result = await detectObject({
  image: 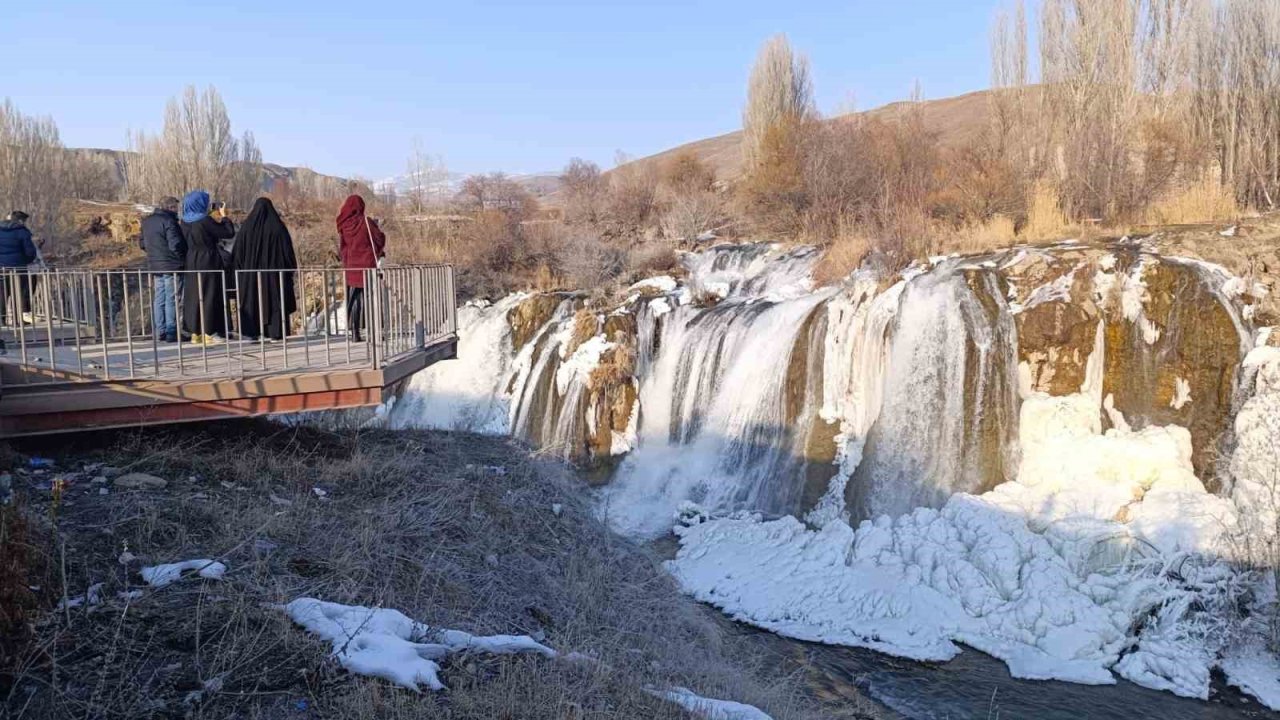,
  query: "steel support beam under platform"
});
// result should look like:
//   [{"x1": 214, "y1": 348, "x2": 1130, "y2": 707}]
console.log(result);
[{"x1": 0, "y1": 336, "x2": 456, "y2": 437}]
